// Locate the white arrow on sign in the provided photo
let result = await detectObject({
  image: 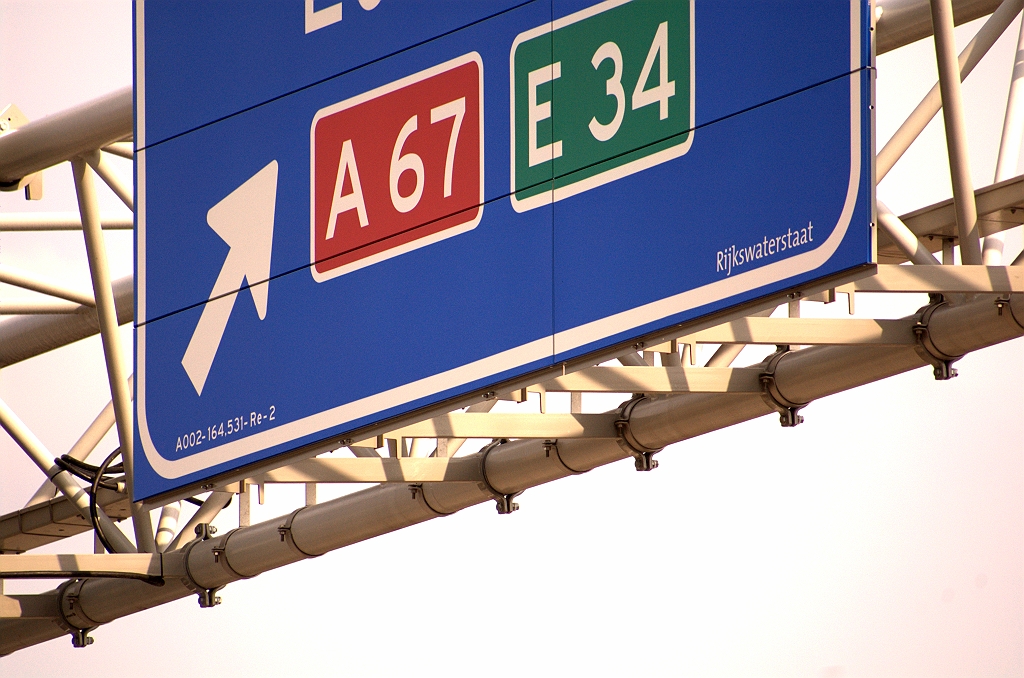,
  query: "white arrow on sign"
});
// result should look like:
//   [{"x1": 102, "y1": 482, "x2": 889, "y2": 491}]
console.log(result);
[{"x1": 182, "y1": 160, "x2": 279, "y2": 396}]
